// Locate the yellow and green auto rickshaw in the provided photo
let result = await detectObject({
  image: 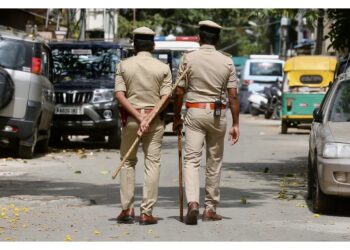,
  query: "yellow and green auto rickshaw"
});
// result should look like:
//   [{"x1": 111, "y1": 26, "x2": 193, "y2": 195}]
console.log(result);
[{"x1": 281, "y1": 56, "x2": 337, "y2": 134}]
